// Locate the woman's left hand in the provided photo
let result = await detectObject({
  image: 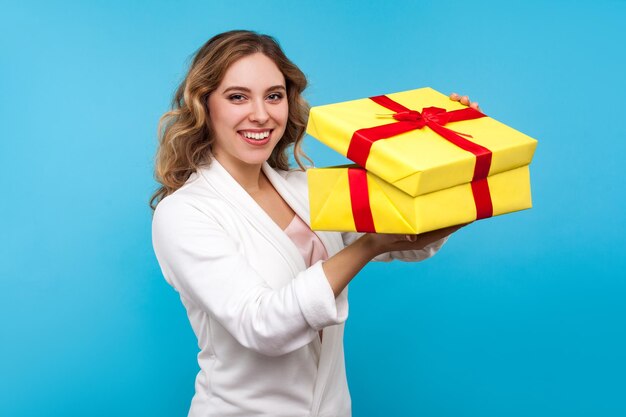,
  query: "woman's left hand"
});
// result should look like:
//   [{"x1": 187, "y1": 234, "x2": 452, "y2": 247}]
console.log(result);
[{"x1": 449, "y1": 92, "x2": 481, "y2": 111}]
